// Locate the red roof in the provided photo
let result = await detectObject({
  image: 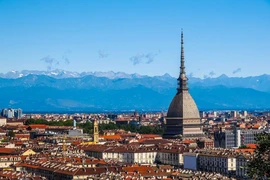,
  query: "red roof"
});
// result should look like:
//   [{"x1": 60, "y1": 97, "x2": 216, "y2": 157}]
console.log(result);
[
  {"x1": 0, "y1": 148, "x2": 15, "y2": 154},
  {"x1": 252, "y1": 124, "x2": 260, "y2": 129},
  {"x1": 123, "y1": 165, "x2": 153, "y2": 173},
  {"x1": 140, "y1": 134, "x2": 160, "y2": 138},
  {"x1": 99, "y1": 135, "x2": 122, "y2": 140},
  {"x1": 246, "y1": 144, "x2": 257, "y2": 149},
  {"x1": 15, "y1": 134, "x2": 30, "y2": 138},
  {"x1": 28, "y1": 124, "x2": 48, "y2": 129},
  {"x1": 182, "y1": 139, "x2": 194, "y2": 144},
  {"x1": 236, "y1": 148, "x2": 255, "y2": 153}
]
